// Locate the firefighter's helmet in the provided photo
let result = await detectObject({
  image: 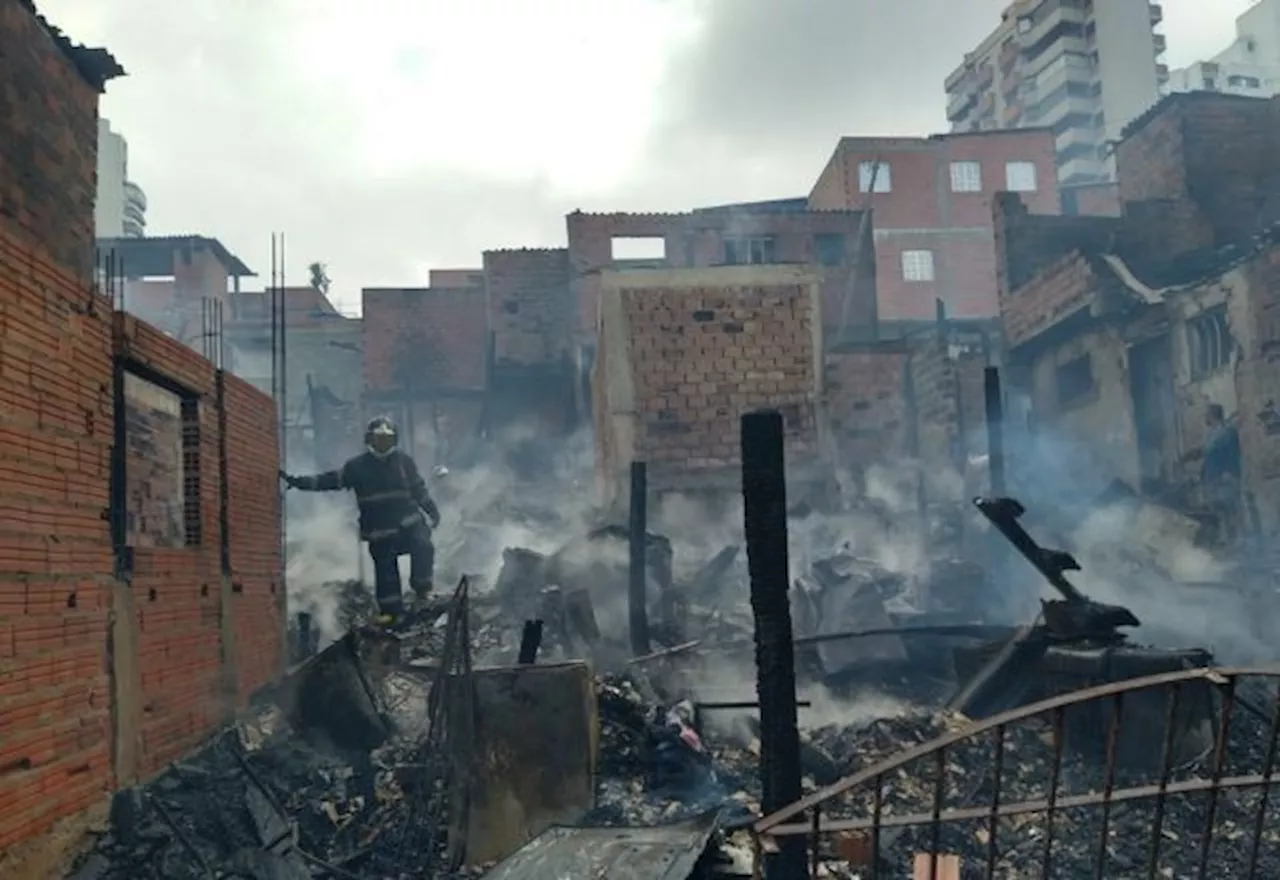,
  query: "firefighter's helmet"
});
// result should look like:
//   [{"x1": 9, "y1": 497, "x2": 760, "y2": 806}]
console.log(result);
[{"x1": 365, "y1": 417, "x2": 398, "y2": 458}]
